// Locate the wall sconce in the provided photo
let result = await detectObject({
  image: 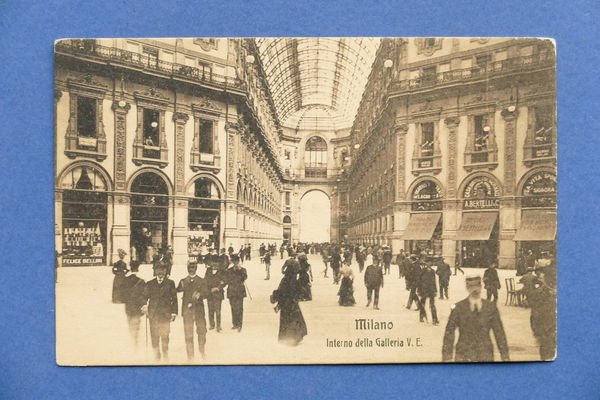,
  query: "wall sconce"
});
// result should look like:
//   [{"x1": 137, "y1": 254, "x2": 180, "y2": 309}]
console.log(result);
[
  {"x1": 354, "y1": 143, "x2": 360, "y2": 150},
  {"x1": 246, "y1": 54, "x2": 255, "y2": 64},
  {"x1": 151, "y1": 121, "x2": 158, "y2": 128},
  {"x1": 118, "y1": 100, "x2": 127, "y2": 108},
  {"x1": 384, "y1": 59, "x2": 393, "y2": 68},
  {"x1": 507, "y1": 105, "x2": 516, "y2": 112},
  {"x1": 483, "y1": 126, "x2": 490, "y2": 132}
]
